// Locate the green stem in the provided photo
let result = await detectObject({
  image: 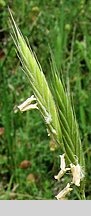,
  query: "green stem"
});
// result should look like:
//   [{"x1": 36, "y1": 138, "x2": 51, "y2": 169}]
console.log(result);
[
  {"x1": 79, "y1": 181, "x2": 86, "y2": 200},
  {"x1": 74, "y1": 181, "x2": 86, "y2": 200}
]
